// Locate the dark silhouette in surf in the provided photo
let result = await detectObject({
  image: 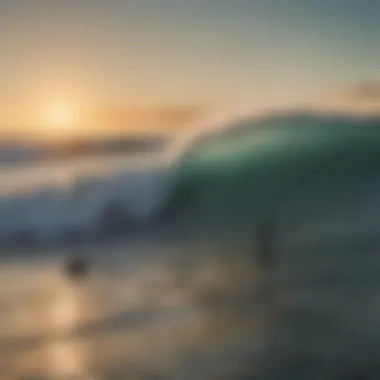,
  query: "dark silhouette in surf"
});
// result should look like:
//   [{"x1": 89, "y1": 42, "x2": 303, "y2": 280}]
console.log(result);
[
  {"x1": 64, "y1": 256, "x2": 90, "y2": 281},
  {"x1": 256, "y1": 218, "x2": 276, "y2": 271}
]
